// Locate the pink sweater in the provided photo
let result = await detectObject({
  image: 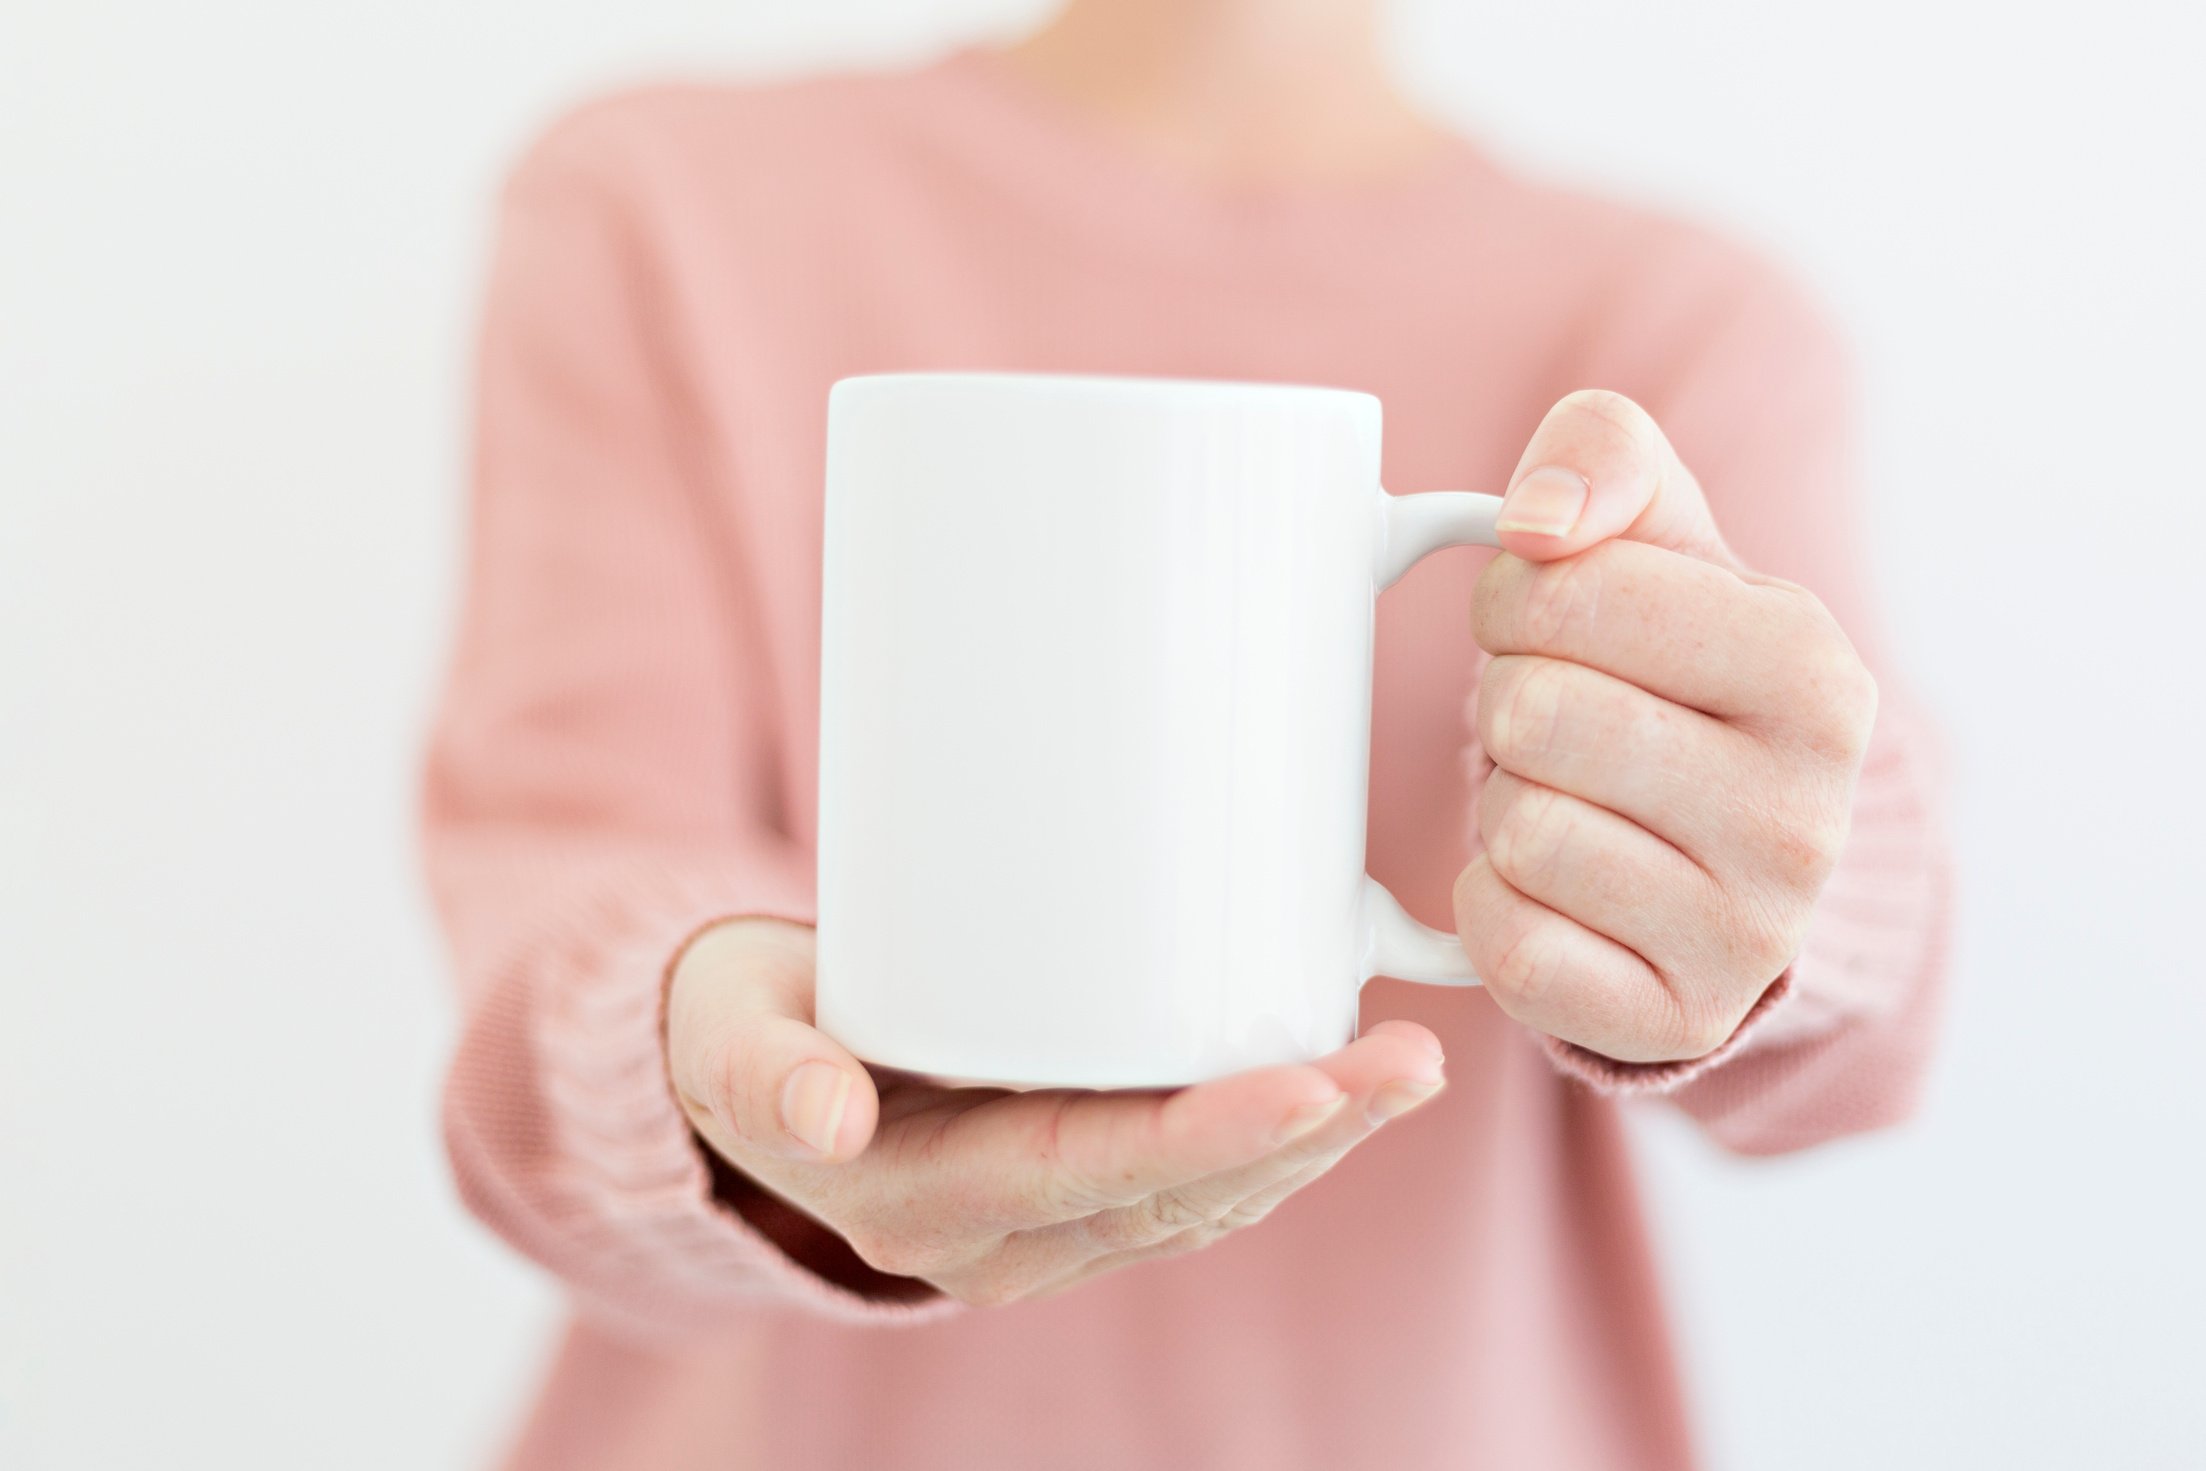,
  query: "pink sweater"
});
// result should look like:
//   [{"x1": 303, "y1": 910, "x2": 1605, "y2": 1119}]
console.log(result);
[{"x1": 425, "y1": 50, "x2": 1950, "y2": 1471}]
